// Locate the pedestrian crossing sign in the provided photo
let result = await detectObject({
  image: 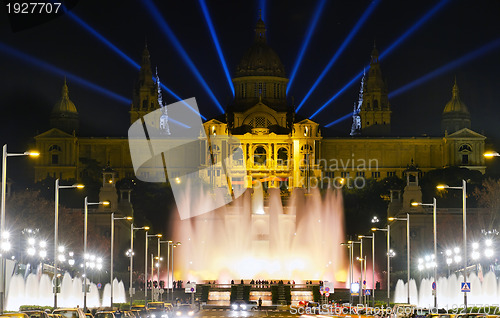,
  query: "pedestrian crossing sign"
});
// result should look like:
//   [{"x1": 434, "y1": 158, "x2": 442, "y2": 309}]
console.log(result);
[{"x1": 461, "y1": 282, "x2": 471, "y2": 292}]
